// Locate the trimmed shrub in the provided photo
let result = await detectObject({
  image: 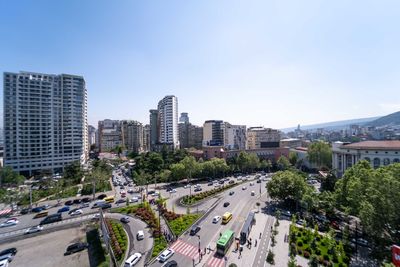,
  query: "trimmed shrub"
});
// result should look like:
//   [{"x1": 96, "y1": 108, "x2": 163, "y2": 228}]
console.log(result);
[
  {"x1": 303, "y1": 251, "x2": 310, "y2": 258},
  {"x1": 323, "y1": 254, "x2": 329, "y2": 261},
  {"x1": 297, "y1": 241, "x2": 303, "y2": 247}
]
